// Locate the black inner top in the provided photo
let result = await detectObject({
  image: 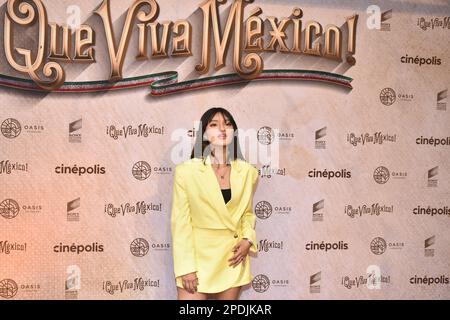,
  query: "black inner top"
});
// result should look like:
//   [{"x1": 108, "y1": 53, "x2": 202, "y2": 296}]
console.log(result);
[{"x1": 221, "y1": 188, "x2": 231, "y2": 204}]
